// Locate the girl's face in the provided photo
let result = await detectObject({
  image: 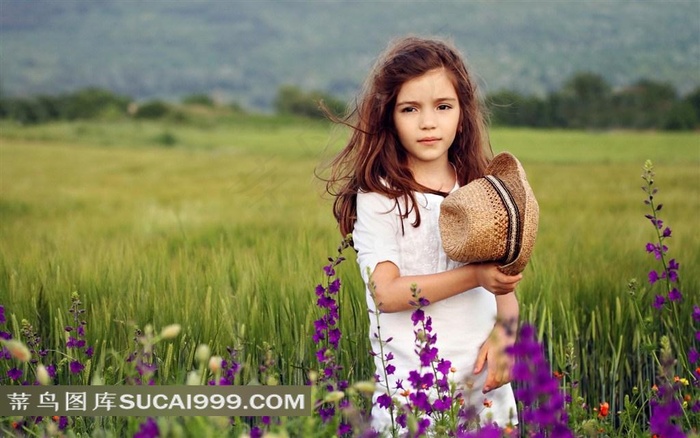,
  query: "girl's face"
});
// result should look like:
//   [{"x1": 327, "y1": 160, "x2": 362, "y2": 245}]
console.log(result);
[{"x1": 393, "y1": 68, "x2": 460, "y2": 171}]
